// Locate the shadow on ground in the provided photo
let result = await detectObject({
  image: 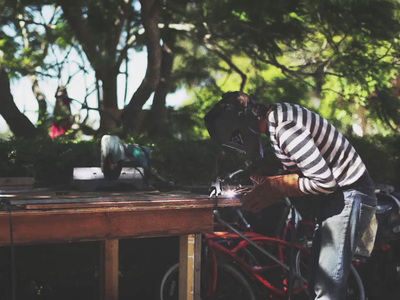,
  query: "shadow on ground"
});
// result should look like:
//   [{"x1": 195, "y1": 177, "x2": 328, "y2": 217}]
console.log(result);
[{"x1": 0, "y1": 236, "x2": 399, "y2": 299}]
